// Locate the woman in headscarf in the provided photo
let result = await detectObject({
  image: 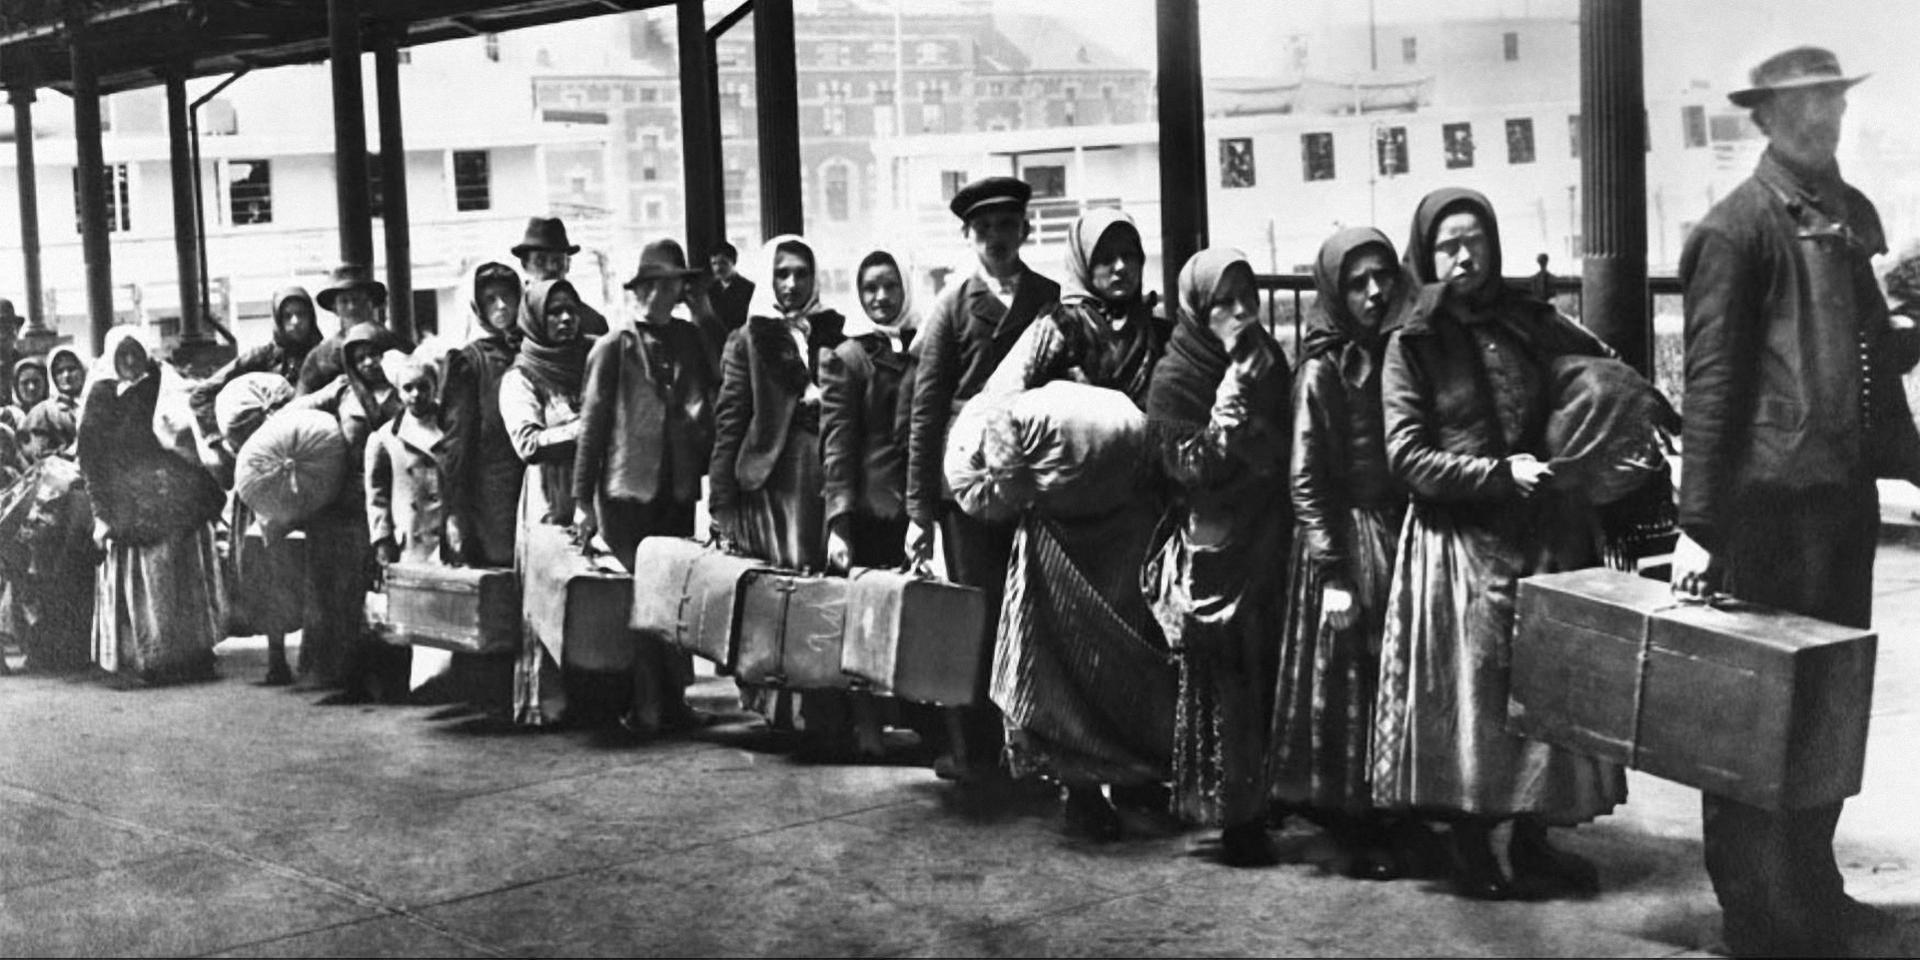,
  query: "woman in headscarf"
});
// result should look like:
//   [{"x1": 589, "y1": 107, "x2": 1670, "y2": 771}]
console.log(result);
[
  {"x1": 818, "y1": 246, "x2": 920, "y2": 760},
  {"x1": 573, "y1": 240, "x2": 718, "y2": 734},
  {"x1": 1268, "y1": 227, "x2": 1410, "y2": 879},
  {"x1": 442, "y1": 262, "x2": 524, "y2": 568},
  {"x1": 3, "y1": 355, "x2": 49, "y2": 432},
  {"x1": 708, "y1": 234, "x2": 846, "y2": 741},
  {"x1": 78, "y1": 327, "x2": 227, "y2": 686},
  {"x1": 283, "y1": 322, "x2": 404, "y2": 702},
  {"x1": 1372, "y1": 187, "x2": 1625, "y2": 900},
  {"x1": 1148, "y1": 248, "x2": 1292, "y2": 865},
  {"x1": 984, "y1": 208, "x2": 1173, "y2": 840},
  {"x1": 2, "y1": 400, "x2": 93, "y2": 673},
  {"x1": 48, "y1": 347, "x2": 87, "y2": 413},
  {"x1": 188, "y1": 286, "x2": 322, "y2": 460},
  {"x1": 503, "y1": 277, "x2": 590, "y2": 727}
]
